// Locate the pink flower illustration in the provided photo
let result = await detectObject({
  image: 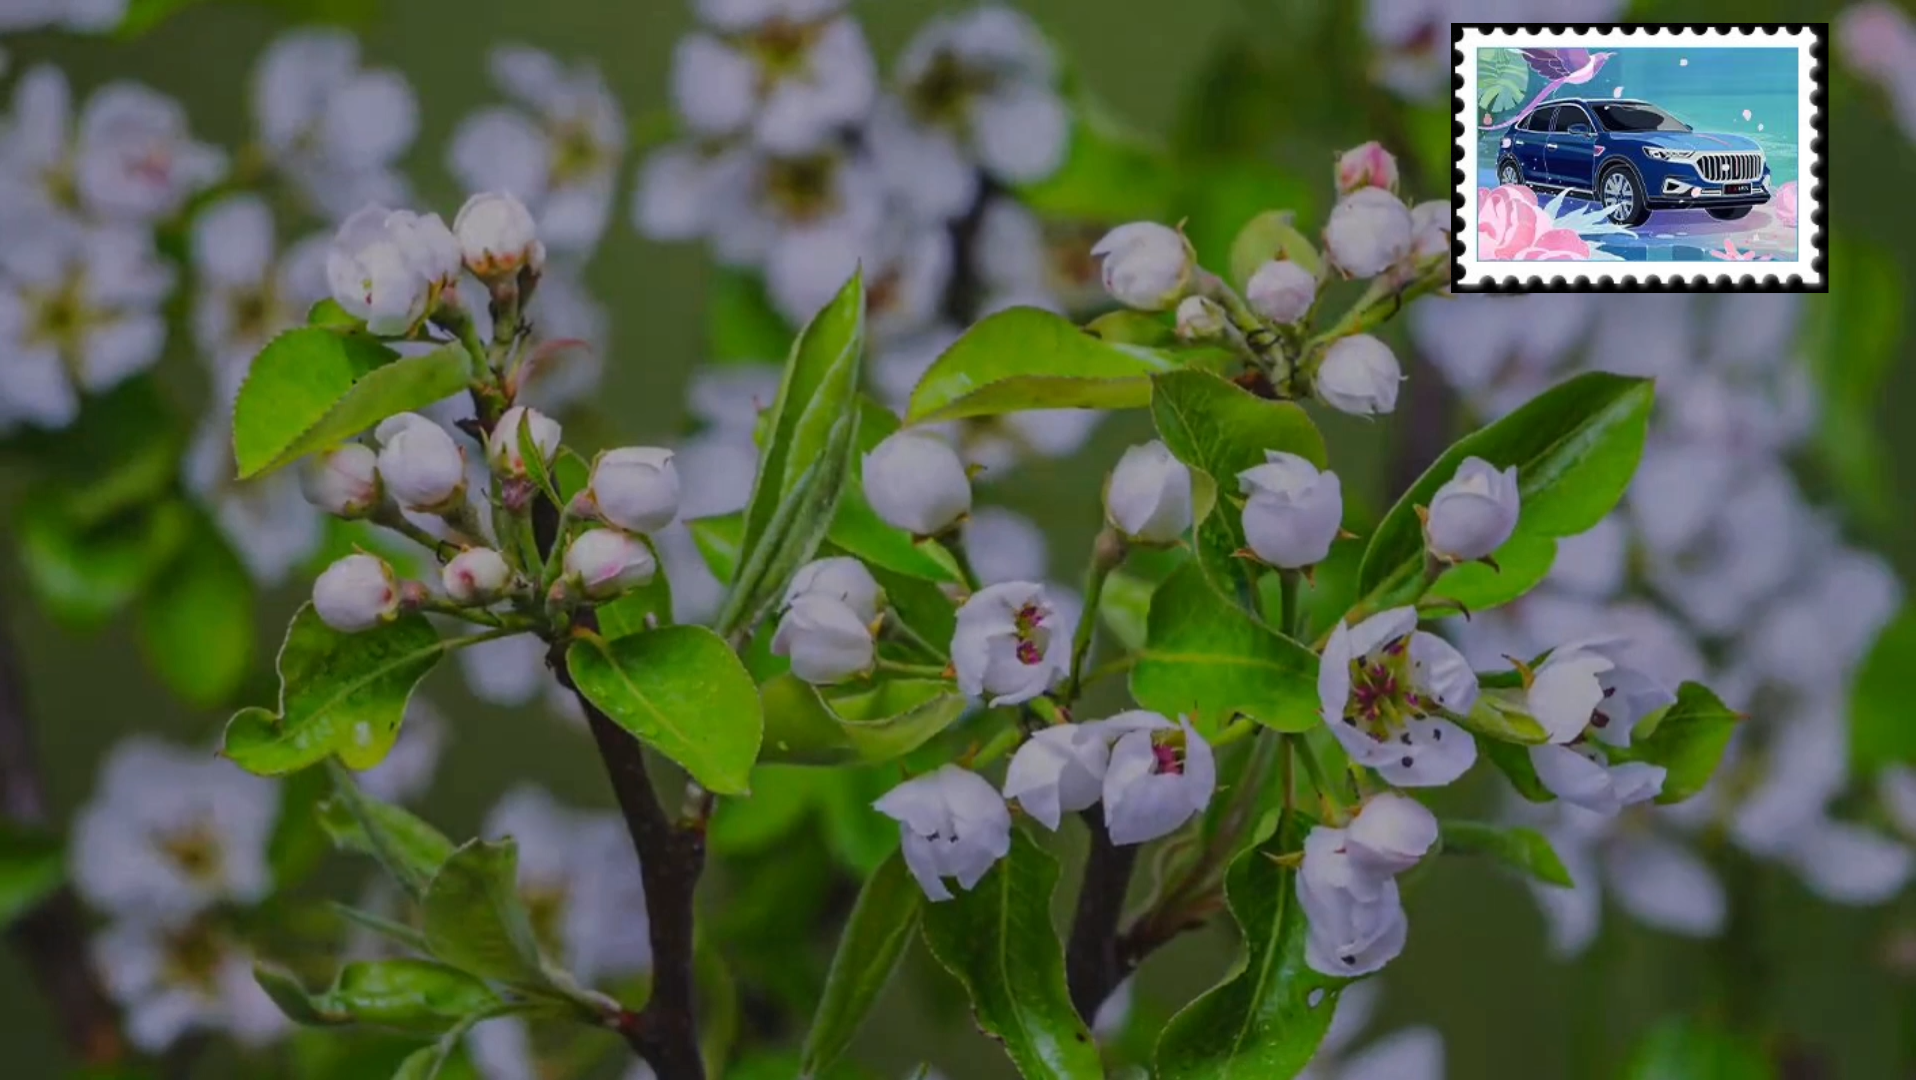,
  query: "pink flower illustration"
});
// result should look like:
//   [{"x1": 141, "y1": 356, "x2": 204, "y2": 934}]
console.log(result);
[
  {"x1": 1478, "y1": 184, "x2": 1593, "y2": 261},
  {"x1": 1708, "y1": 238, "x2": 1773, "y2": 261},
  {"x1": 1772, "y1": 180, "x2": 1798, "y2": 228}
]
